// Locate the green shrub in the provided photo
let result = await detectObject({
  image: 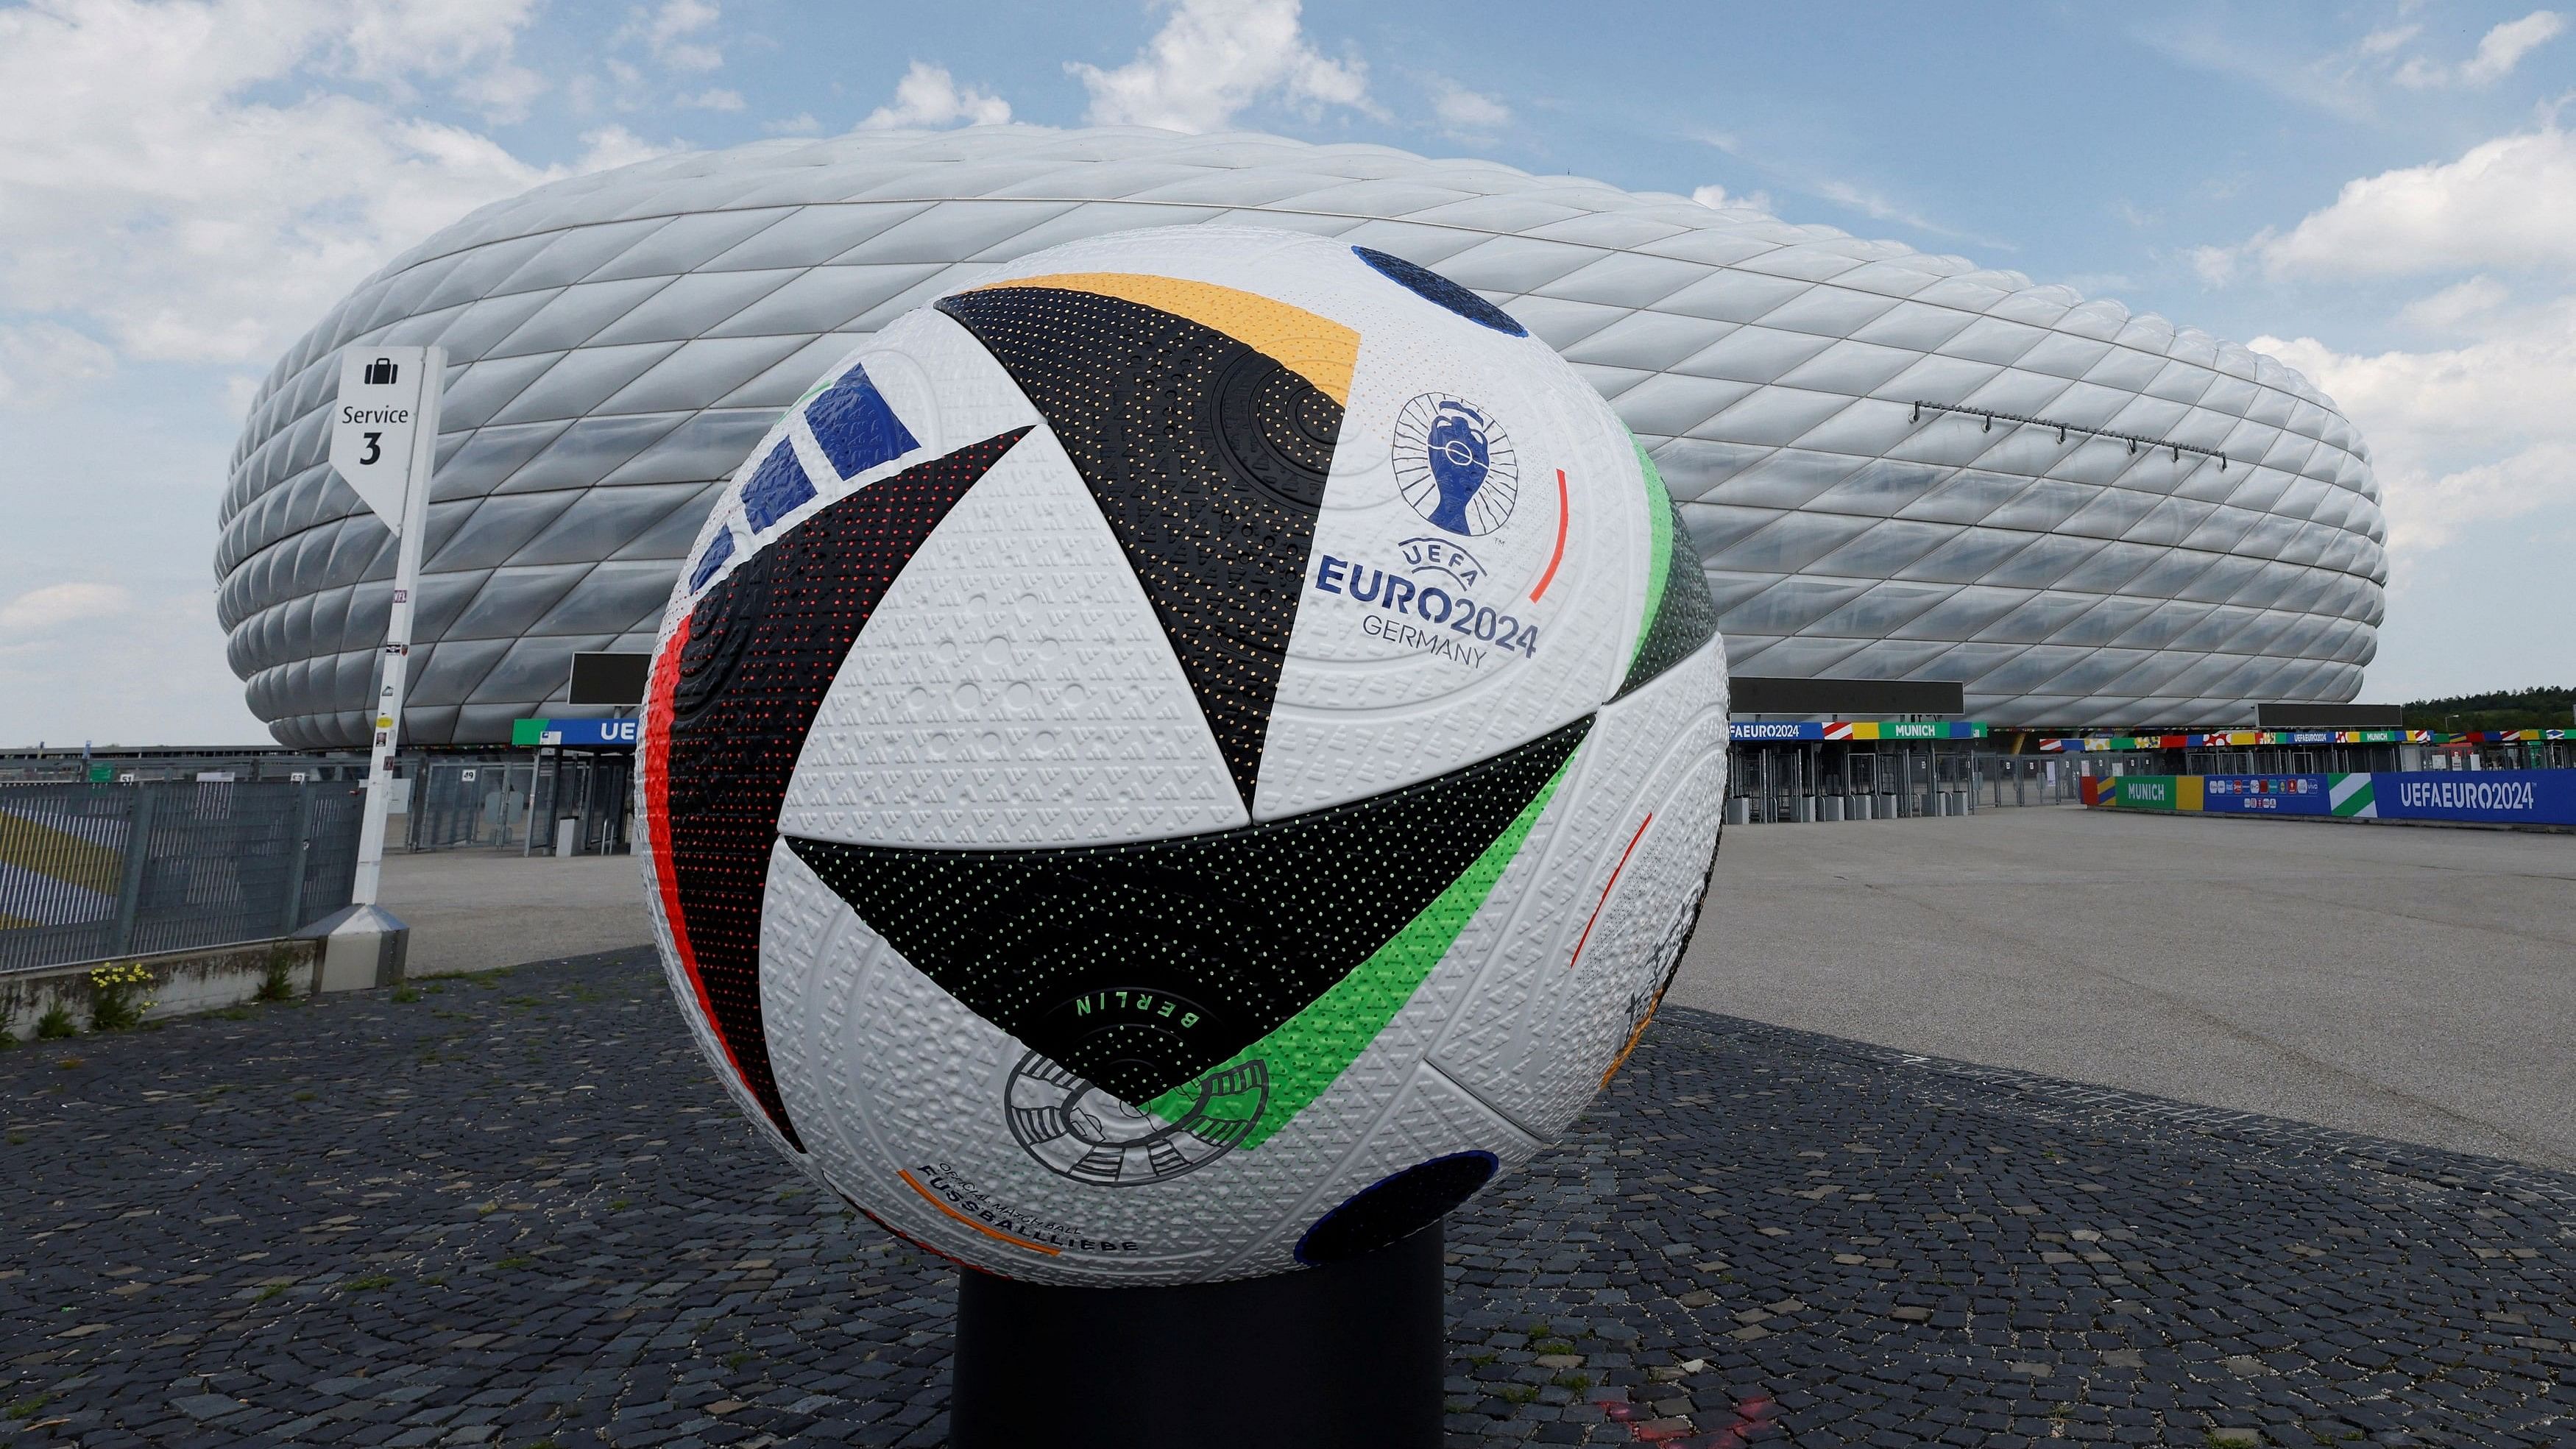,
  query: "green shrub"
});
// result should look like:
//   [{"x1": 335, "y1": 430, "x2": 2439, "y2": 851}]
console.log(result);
[{"x1": 35, "y1": 1006, "x2": 76, "y2": 1040}]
